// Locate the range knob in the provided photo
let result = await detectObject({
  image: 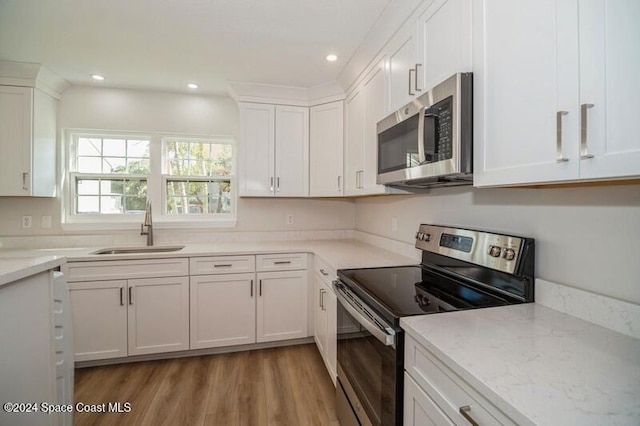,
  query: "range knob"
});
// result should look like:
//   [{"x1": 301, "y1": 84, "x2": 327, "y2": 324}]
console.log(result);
[
  {"x1": 488, "y1": 245, "x2": 502, "y2": 257},
  {"x1": 422, "y1": 233, "x2": 431, "y2": 242},
  {"x1": 503, "y1": 248, "x2": 516, "y2": 261}
]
